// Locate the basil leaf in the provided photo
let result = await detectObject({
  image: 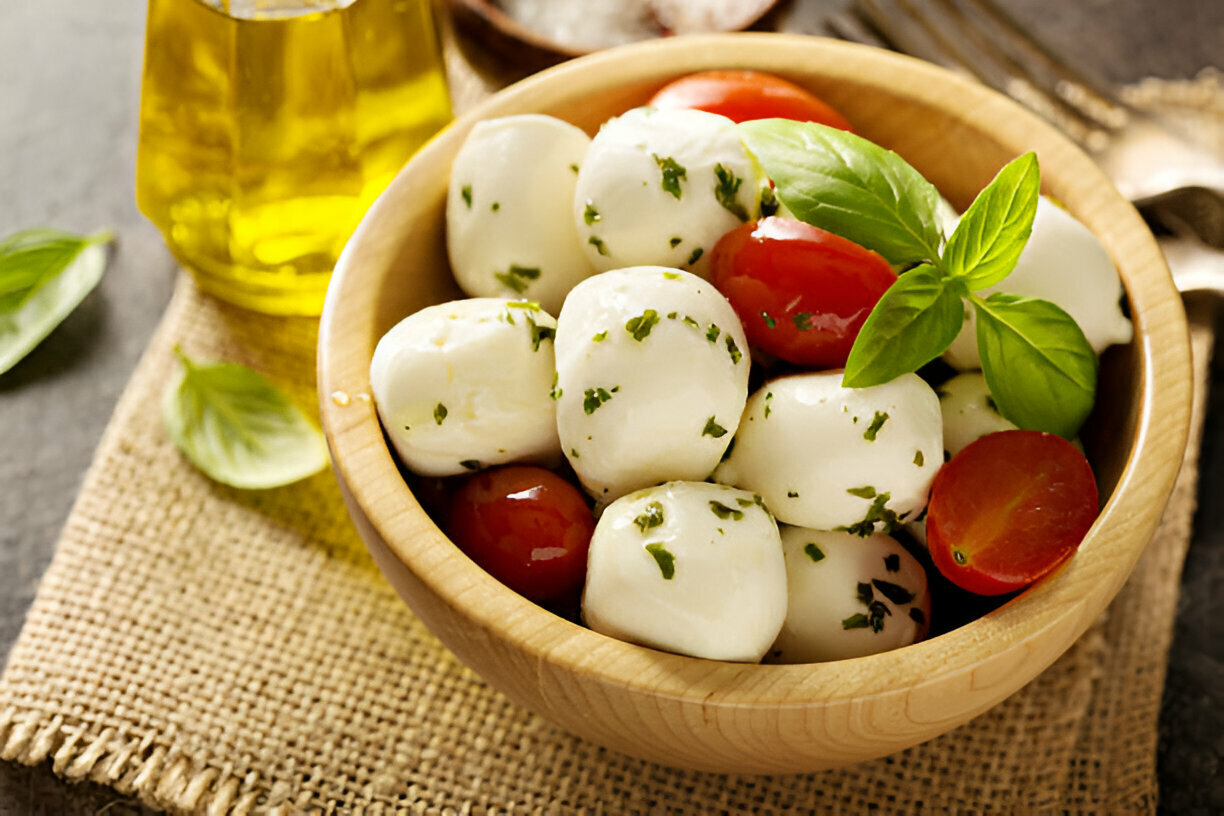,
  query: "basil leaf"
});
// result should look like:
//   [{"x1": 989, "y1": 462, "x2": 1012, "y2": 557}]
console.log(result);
[
  {"x1": 163, "y1": 347, "x2": 329, "y2": 489},
  {"x1": 944, "y1": 152, "x2": 1040, "y2": 289},
  {"x1": 973, "y1": 293, "x2": 1098, "y2": 438},
  {"x1": 0, "y1": 228, "x2": 112, "y2": 375},
  {"x1": 739, "y1": 119, "x2": 944, "y2": 266},
  {"x1": 843, "y1": 266, "x2": 965, "y2": 387}
]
